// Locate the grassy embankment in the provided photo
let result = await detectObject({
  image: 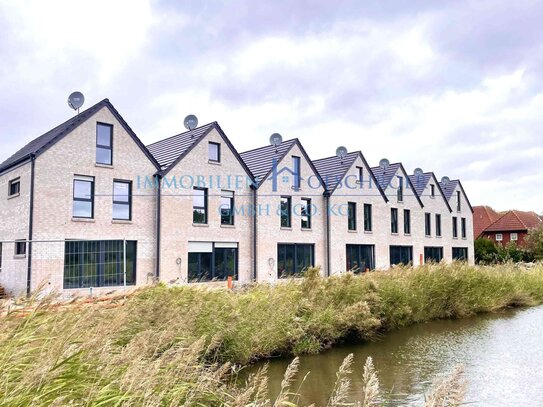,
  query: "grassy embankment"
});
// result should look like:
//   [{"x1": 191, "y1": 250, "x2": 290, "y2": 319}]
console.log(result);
[{"x1": 1, "y1": 263, "x2": 542, "y2": 406}]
